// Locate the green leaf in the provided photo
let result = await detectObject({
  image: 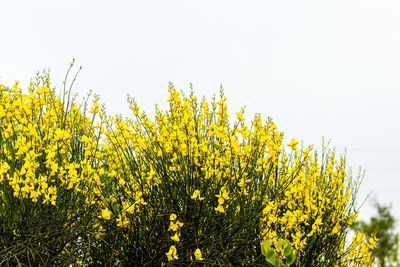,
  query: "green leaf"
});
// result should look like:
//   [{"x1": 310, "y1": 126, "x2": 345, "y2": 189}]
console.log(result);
[
  {"x1": 261, "y1": 240, "x2": 272, "y2": 257},
  {"x1": 267, "y1": 253, "x2": 282, "y2": 267},
  {"x1": 283, "y1": 243, "x2": 292, "y2": 257},
  {"x1": 286, "y1": 253, "x2": 295, "y2": 265}
]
